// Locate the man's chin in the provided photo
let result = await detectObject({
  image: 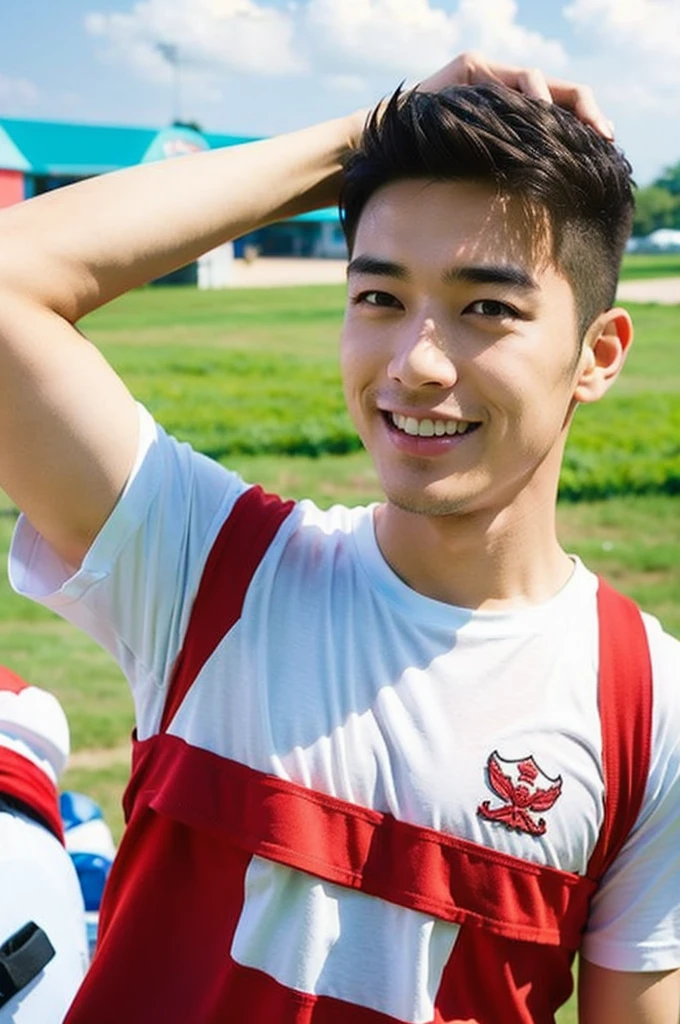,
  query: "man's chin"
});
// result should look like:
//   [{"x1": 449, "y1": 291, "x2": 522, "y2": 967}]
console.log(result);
[{"x1": 383, "y1": 488, "x2": 473, "y2": 519}]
